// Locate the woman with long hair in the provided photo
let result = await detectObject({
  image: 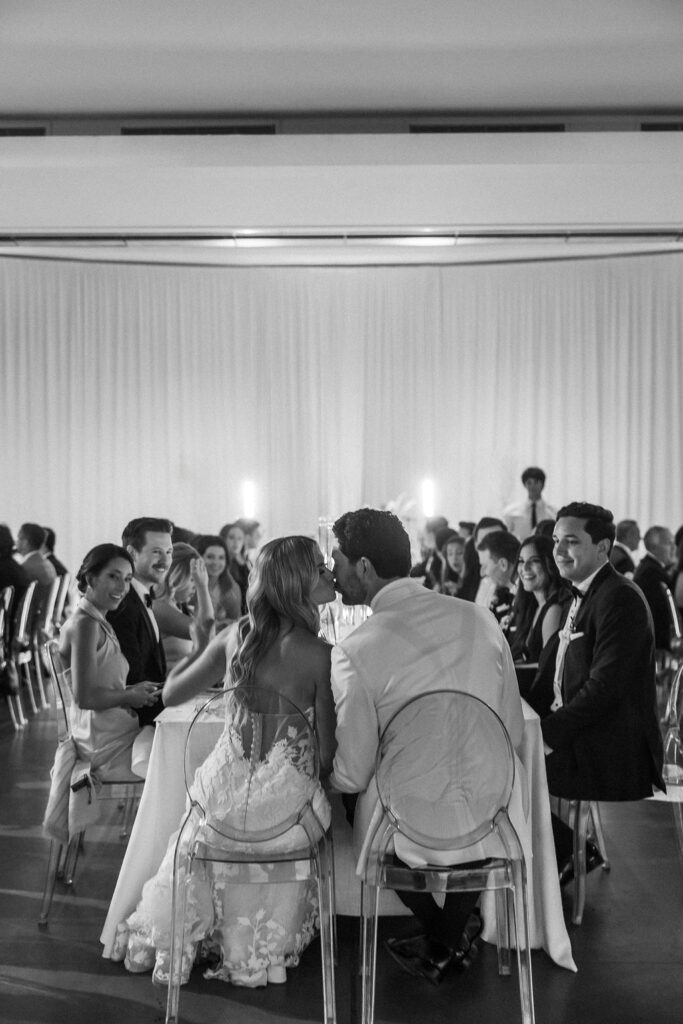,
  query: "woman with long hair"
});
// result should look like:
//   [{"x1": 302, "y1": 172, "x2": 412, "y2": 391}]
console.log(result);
[
  {"x1": 151, "y1": 542, "x2": 215, "y2": 670},
  {"x1": 58, "y1": 544, "x2": 159, "y2": 776},
  {"x1": 112, "y1": 536, "x2": 337, "y2": 988},
  {"x1": 219, "y1": 521, "x2": 250, "y2": 614},
  {"x1": 507, "y1": 534, "x2": 570, "y2": 663},
  {"x1": 193, "y1": 534, "x2": 242, "y2": 629}
]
